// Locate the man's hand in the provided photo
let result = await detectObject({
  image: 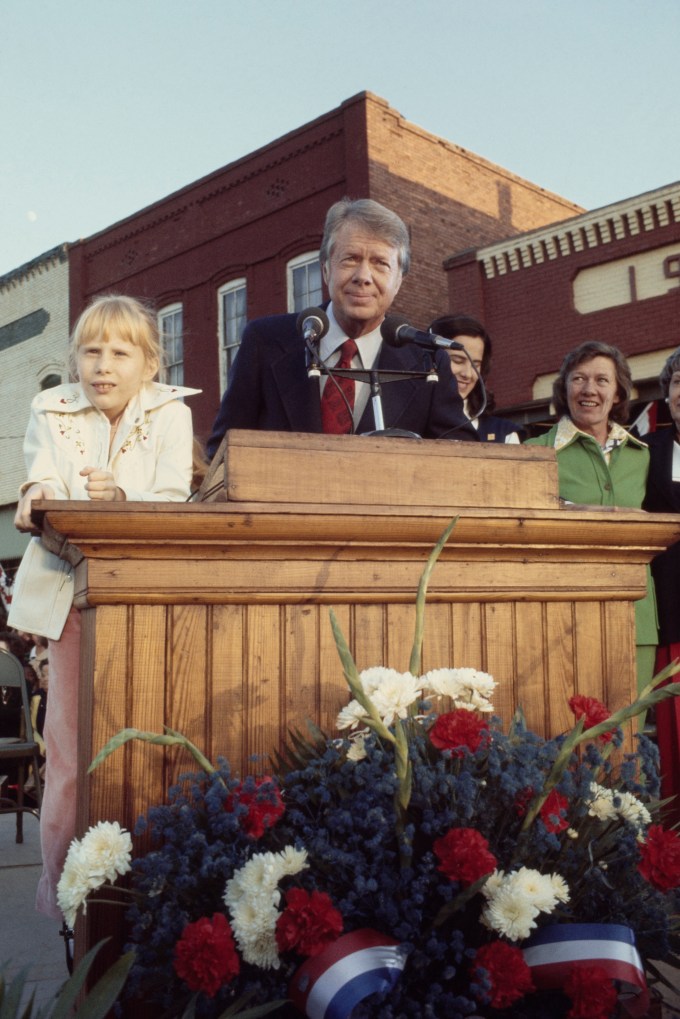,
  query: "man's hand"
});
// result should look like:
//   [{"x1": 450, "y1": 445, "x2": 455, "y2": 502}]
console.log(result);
[
  {"x1": 80, "y1": 466, "x2": 126, "y2": 502},
  {"x1": 14, "y1": 483, "x2": 55, "y2": 532}
]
